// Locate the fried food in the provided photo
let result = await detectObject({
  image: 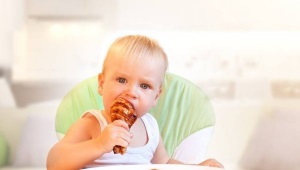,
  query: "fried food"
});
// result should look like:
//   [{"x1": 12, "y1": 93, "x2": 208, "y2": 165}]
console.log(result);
[{"x1": 110, "y1": 97, "x2": 137, "y2": 154}]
